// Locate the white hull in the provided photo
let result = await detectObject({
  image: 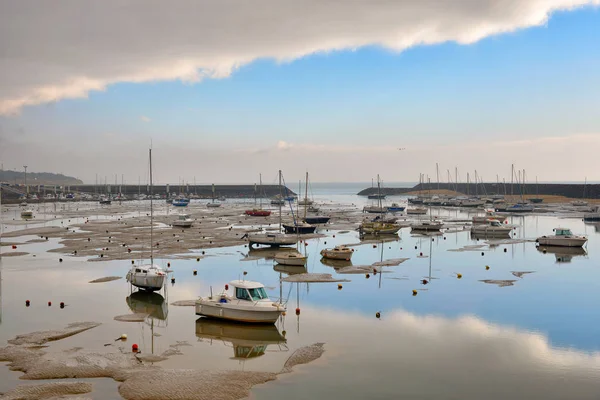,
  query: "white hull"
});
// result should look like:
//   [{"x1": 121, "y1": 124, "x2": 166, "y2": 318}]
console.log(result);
[
  {"x1": 173, "y1": 220, "x2": 193, "y2": 228},
  {"x1": 470, "y1": 226, "x2": 512, "y2": 236},
  {"x1": 537, "y1": 237, "x2": 587, "y2": 247},
  {"x1": 21, "y1": 210, "x2": 33, "y2": 217},
  {"x1": 472, "y1": 216, "x2": 507, "y2": 224},
  {"x1": 207, "y1": 203, "x2": 221, "y2": 208},
  {"x1": 126, "y1": 273, "x2": 166, "y2": 292},
  {"x1": 248, "y1": 233, "x2": 297, "y2": 247},
  {"x1": 195, "y1": 301, "x2": 284, "y2": 324},
  {"x1": 320, "y1": 250, "x2": 353, "y2": 261},
  {"x1": 274, "y1": 253, "x2": 307, "y2": 266}
]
